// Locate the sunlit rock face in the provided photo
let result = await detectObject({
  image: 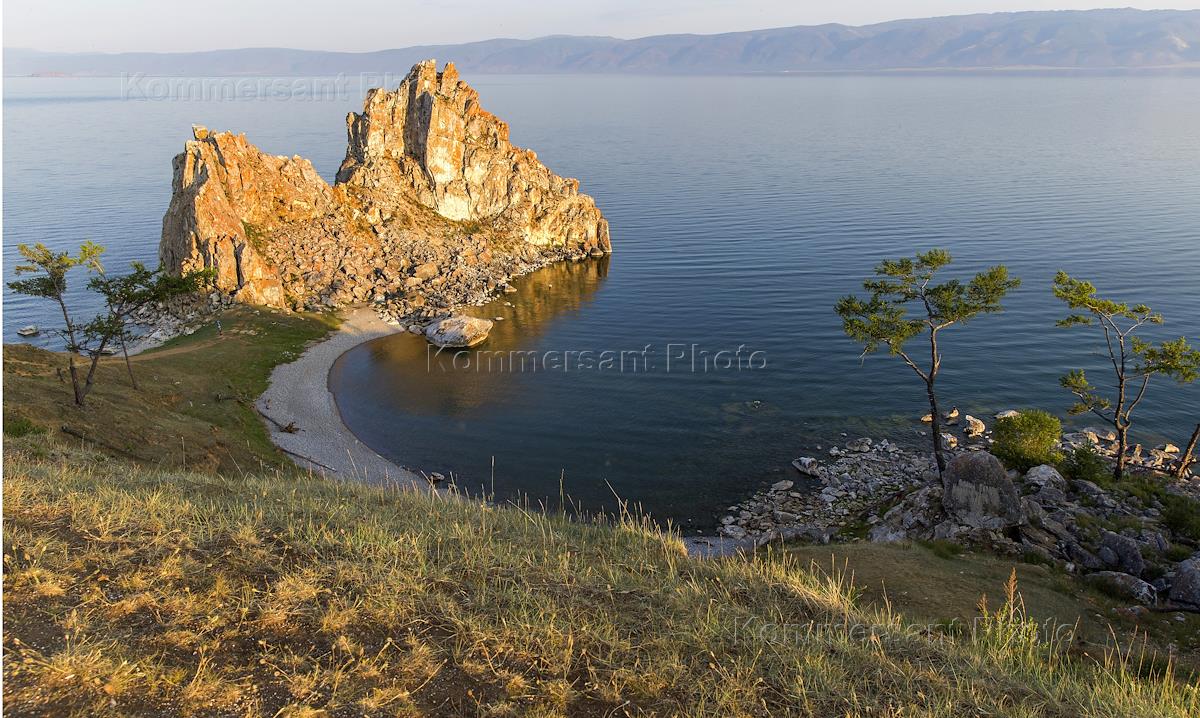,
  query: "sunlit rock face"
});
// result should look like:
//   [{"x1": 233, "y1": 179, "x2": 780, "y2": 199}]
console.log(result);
[
  {"x1": 159, "y1": 126, "x2": 333, "y2": 306},
  {"x1": 160, "y1": 61, "x2": 610, "y2": 312},
  {"x1": 337, "y1": 60, "x2": 611, "y2": 253}
]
